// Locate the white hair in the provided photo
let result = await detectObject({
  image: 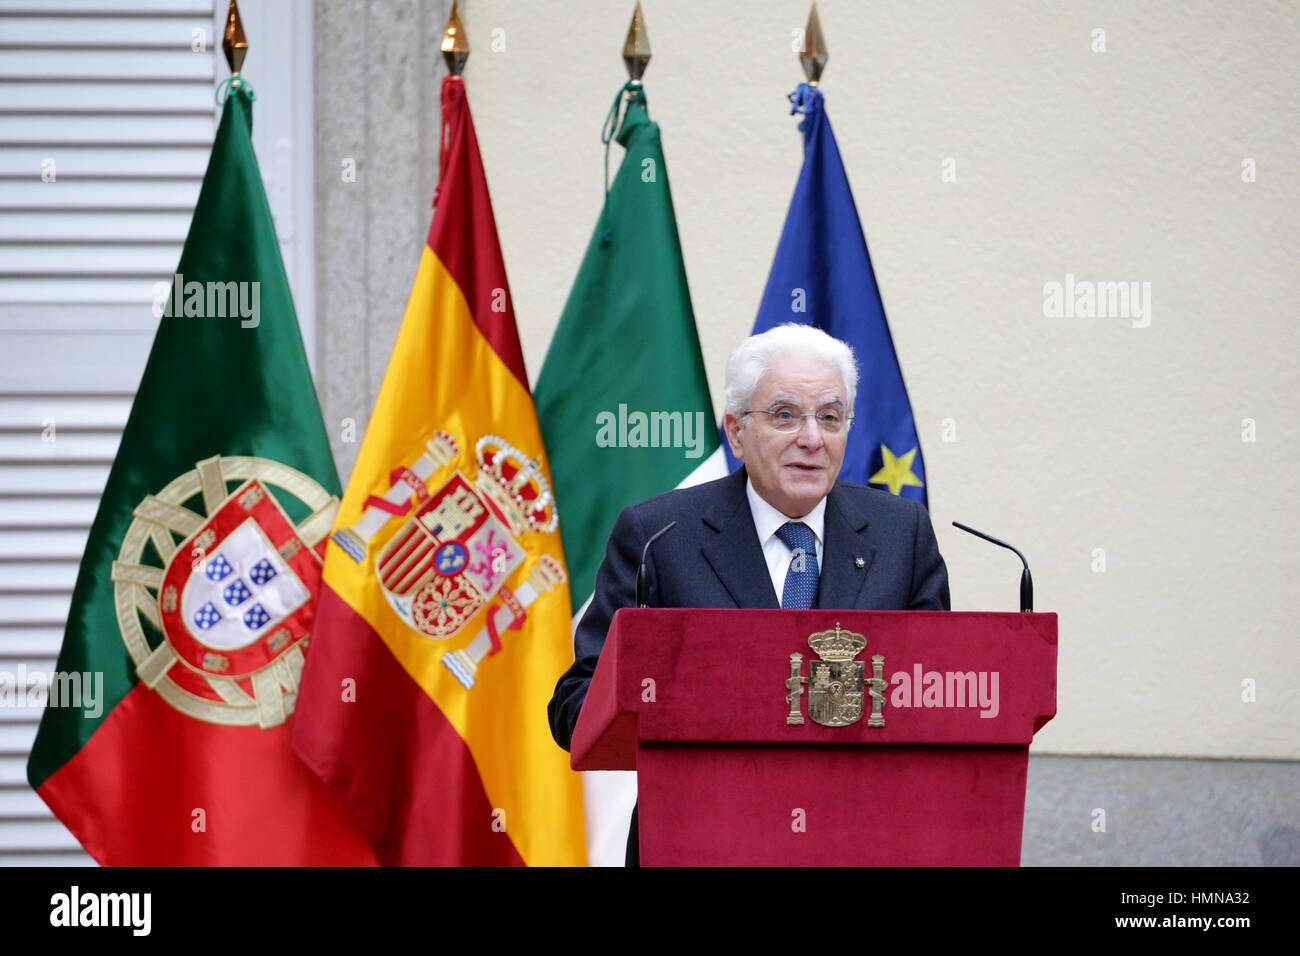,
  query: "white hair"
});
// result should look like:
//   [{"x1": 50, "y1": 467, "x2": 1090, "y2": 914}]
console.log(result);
[{"x1": 724, "y1": 323, "x2": 858, "y2": 422}]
